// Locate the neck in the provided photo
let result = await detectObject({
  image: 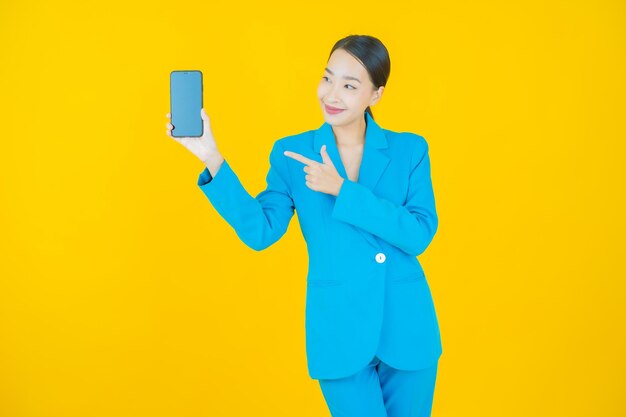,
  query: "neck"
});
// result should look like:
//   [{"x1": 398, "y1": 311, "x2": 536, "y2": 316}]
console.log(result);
[{"x1": 331, "y1": 113, "x2": 367, "y2": 147}]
